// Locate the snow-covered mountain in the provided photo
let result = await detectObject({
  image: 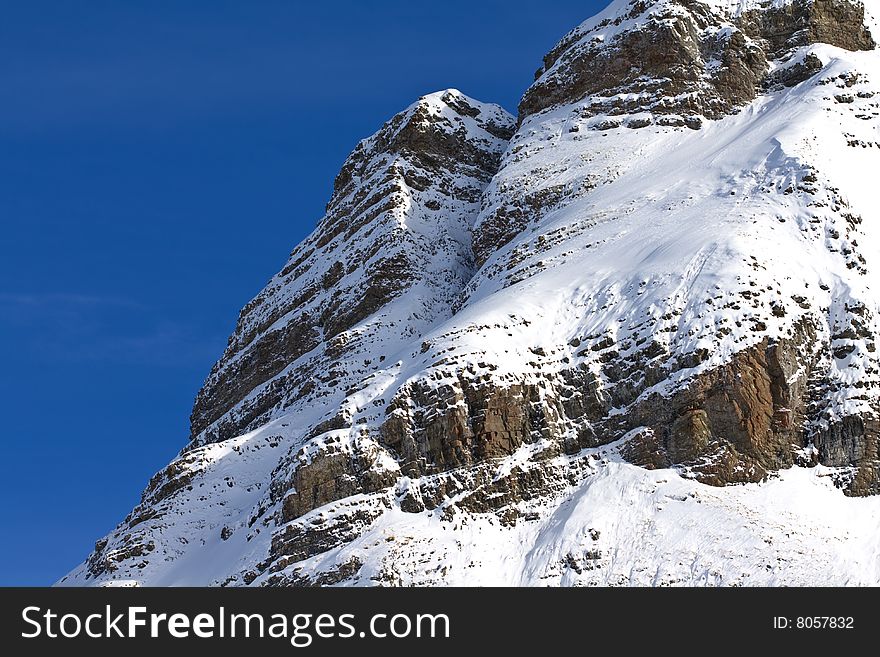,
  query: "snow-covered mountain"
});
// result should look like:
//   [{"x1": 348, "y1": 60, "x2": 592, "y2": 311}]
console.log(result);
[{"x1": 61, "y1": 0, "x2": 880, "y2": 587}]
